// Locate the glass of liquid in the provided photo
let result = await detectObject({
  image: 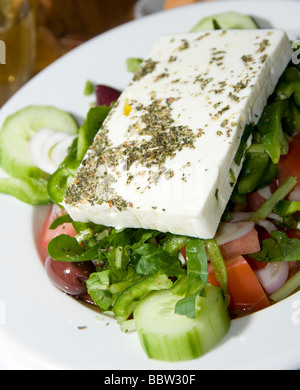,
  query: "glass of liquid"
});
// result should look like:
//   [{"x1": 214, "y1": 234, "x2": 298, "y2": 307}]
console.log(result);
[{"x1": 0, "y1": 0, "x2": 35, "y2": 107}]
